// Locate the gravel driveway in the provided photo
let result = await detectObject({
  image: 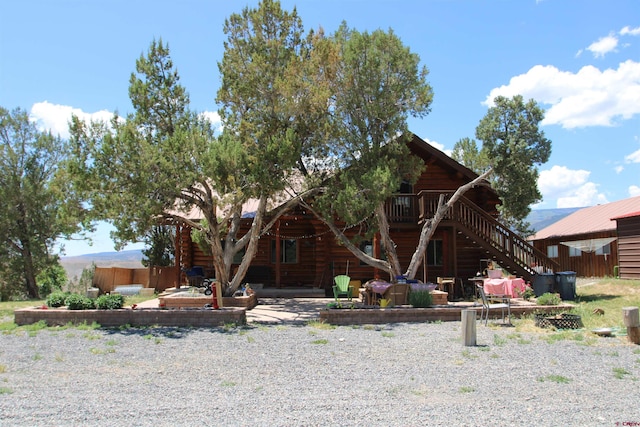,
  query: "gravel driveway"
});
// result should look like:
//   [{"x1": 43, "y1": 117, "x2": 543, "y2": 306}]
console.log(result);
[{"x1": 1, "y1": 321, "x2": 639, "y2": 426}]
